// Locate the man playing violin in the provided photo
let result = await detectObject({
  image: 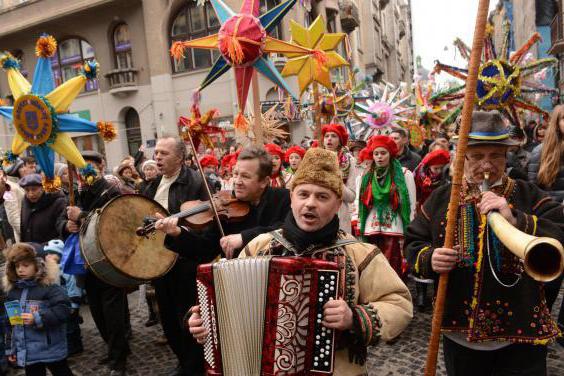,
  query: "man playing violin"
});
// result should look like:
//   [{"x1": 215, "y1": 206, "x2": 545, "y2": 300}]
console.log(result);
[
  {"x1": 405, "y1": 111, "x2": 564, "y2": 376},
  {"x1": 141, "y1": 135, "x2": 209, "y2": 376},
  {"x1": 155, "y1": 146, "x2": 291, "y2": 259}
]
